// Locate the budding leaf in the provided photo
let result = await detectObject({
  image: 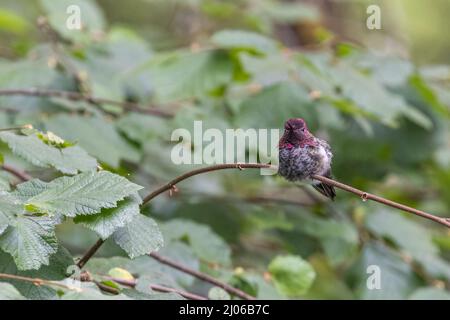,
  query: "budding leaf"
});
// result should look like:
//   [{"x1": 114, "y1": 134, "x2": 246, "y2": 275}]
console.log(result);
[{"x1": 0, "y1": 131, "x2": 97, "y2": 175}]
